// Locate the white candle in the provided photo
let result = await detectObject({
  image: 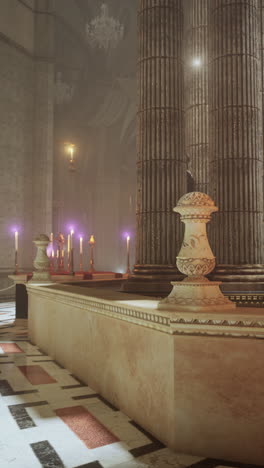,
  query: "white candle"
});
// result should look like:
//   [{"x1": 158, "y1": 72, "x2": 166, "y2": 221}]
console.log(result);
[
  {"x1": 62, "y1": 249, "x2": 64, "y2": 258},
  {"x1": 15, "y1": 231, "x2": 18, "y2": 251},
  {"x1": 80, "y1": 237, "x2": 83, "y2": 254},
  {"x1": 69, "y1": 146, "x2": 74, "y2": 161},
  {"x1": 52, "y1": 249, "x2": 54, "y2": 258},
  {"x1": 70, "y1": 230, "x2": 74, "y2": 249},
  {"x1": 67, "y1": 235, "x2": 70, "y2": 253},
  {"x1": 126, "y1": 235, "x2": 130, "y2": 252},
  {"x1": 50, "y1": 232, "x2": 53, "y2": 243}
]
